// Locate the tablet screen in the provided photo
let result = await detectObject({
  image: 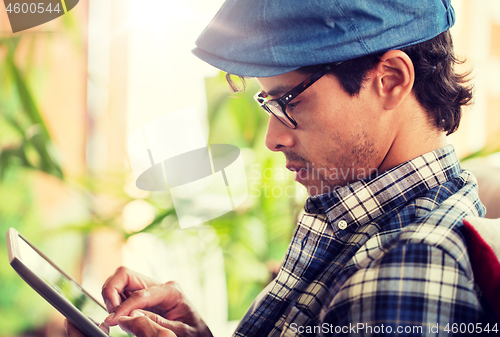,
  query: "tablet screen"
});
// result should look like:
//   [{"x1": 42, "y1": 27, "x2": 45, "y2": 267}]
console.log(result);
[{"x1": 17, "y1": 235, "x2": 128, "y2": 336}]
